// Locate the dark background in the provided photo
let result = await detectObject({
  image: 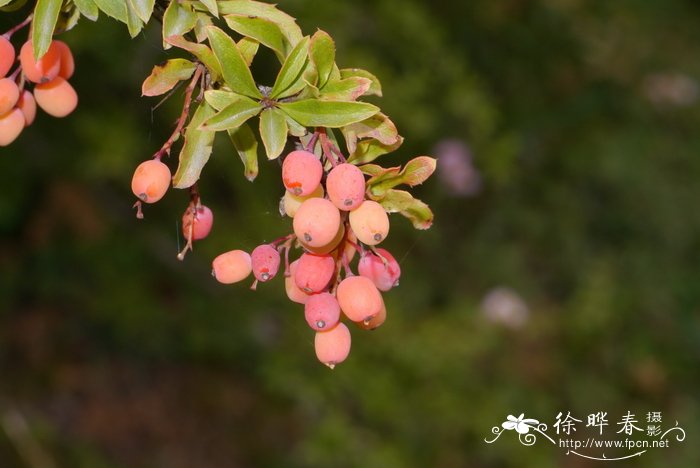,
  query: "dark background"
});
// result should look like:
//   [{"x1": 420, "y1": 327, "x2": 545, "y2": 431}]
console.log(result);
[{"x1": 2, "y1": 0, "x2": 700, "y2": 466}]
